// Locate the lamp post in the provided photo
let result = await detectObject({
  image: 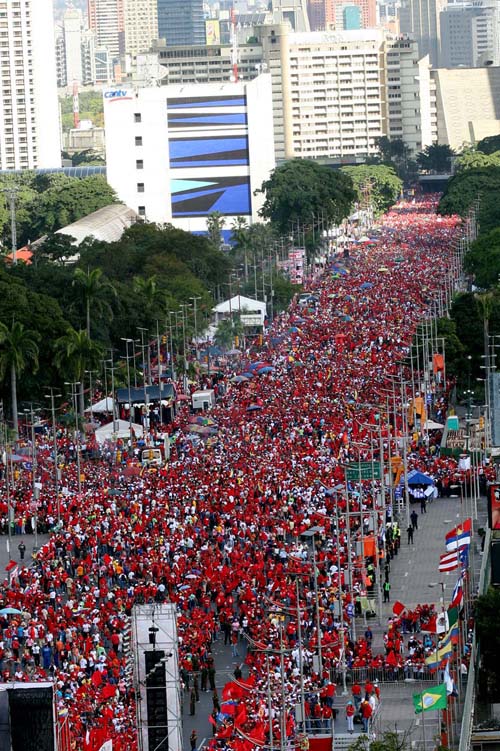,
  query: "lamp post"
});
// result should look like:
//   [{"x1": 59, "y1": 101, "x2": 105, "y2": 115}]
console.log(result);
[
  {"x1": 190, "y1": 296, "x2": 202, "y2": 361},
  {"x1": 301, "y1": 526, "x2": 323, "y2": 679},
  {"x1": 121, "y1": 338, "x2": 134, "y2": 444},
  {"x1": 65, "y1": 382, "x2": 82, "y2": 496},
  {"x1": 44, "y1": 388, "x2": 61, "y2": 525}
]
